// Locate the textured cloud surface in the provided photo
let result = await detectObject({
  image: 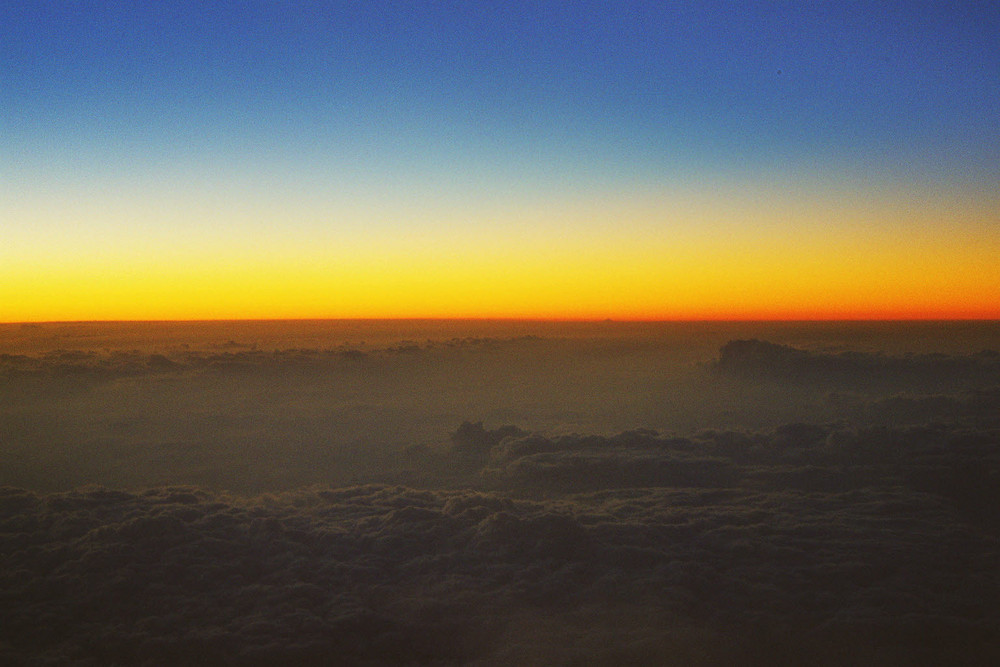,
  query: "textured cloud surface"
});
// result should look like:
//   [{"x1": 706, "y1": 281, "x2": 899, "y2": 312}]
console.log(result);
[
  {"x1": 2, "y1": 481, "x2": 997, "y2": 665},
  {"x1": 2, "y1": 322, "x2": 999, "y2": 664},
  {"x1": 4, "y1": 416, "x2": 1000, "y2": 665}
]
